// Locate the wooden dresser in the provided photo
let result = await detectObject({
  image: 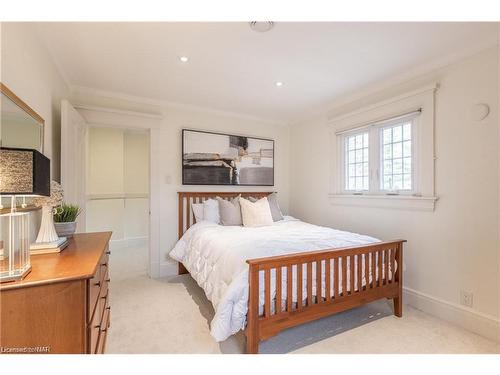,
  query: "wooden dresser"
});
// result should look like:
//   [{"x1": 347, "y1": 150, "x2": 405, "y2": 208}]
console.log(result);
[{"x1": 0, "y1": 232, "x2": 112, "y2": 354}]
